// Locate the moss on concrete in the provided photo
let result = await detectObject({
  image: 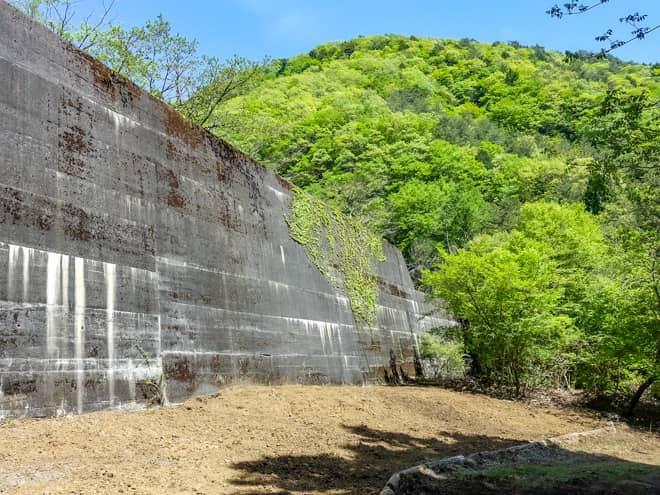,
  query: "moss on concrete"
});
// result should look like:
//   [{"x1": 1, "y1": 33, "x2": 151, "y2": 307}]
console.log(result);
[{"x1": 287, "y1": 187, "x2": 385, "y2": 328}]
